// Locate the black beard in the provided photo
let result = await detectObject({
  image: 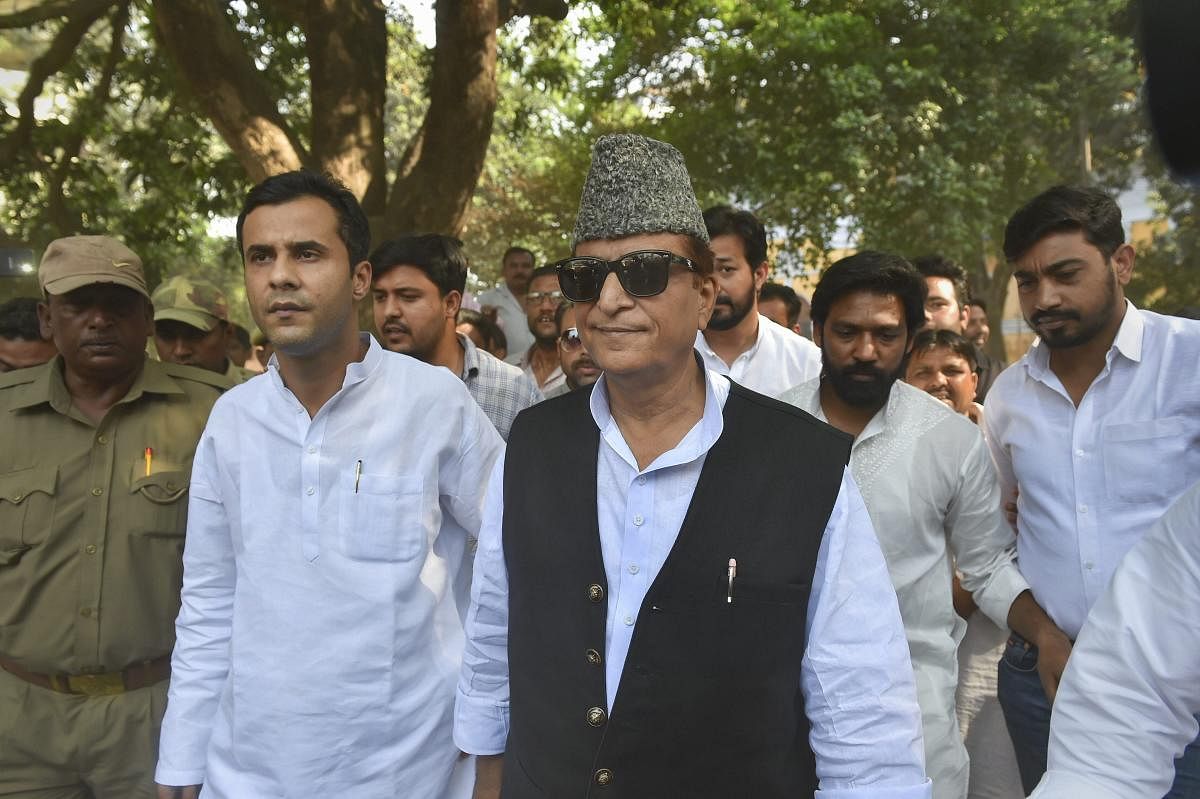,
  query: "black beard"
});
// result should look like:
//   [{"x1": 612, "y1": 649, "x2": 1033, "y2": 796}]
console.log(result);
[
  {"x1": 1029, "y1": 270, "x2": 1120, "y2": 349},
  {"x1": 706, "y1": 293, "x2": 755, "y2": 331},
  {"x1": 822, "y1": 352, "x2": 903, "y2": 409}
]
